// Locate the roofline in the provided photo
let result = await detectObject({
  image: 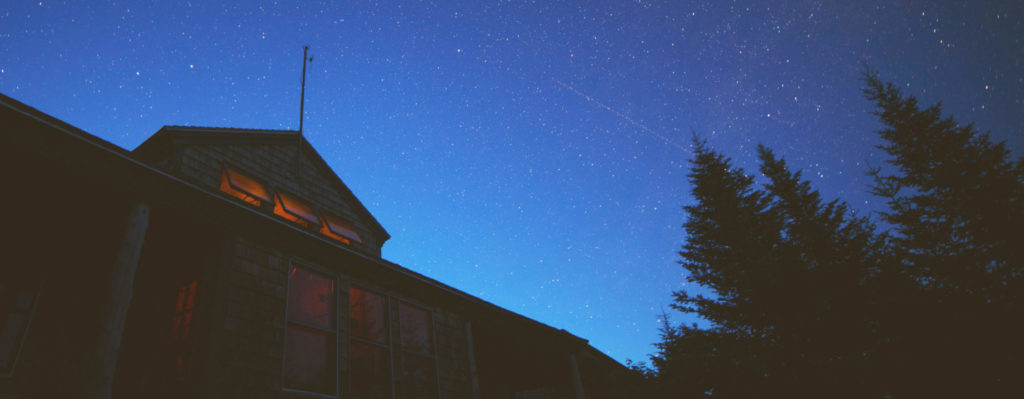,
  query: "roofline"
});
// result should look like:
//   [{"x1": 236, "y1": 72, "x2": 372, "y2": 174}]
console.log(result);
[
  {"x1": 161, "y1": 125, "x2": 299, "y2": 134},
  {"x1": 134, "y1": 125, "x2": 392, "y2": 242},
  {"x1": 1, "y1": 92, "x2": 612, "y2": 361},
  {"x1": 0, "y1": 92, "x2": 131, "y2": 156}
]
